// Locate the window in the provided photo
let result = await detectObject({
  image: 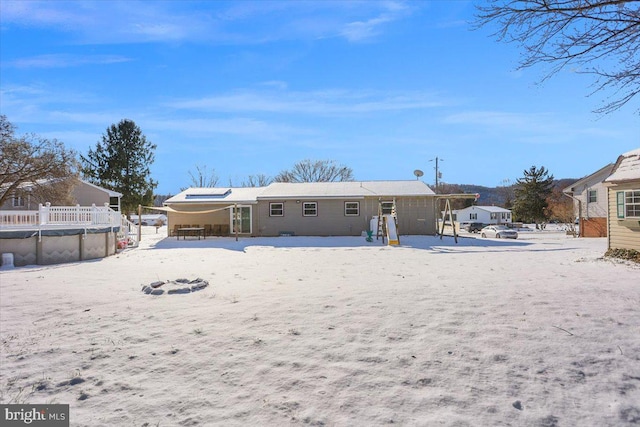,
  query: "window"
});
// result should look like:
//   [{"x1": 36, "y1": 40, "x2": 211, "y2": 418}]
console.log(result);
[
  {"x1": 345, "y1": 202, "x2": 359, "y2": 216},
  {"x1": 501, "y1": 212, "x2": 508, "y2": 220},
  {"x1": 490, "y1": 212, "x2": 497, "y2": 220},
  {"x1": 381, "y1": 202, "x2": 394, "y2": 215},
  {"x1": 617, "y1": 190, "x2": 640, "y2": 219},
  {"x1": 270, "y1": 203, "x2": 284, "y2": 217},
  {"x1": 12, "y1": 196, "x2": 25, "y2": 207},
  {"x1": 470, "y1": 213, "x2": 477, "y2": 220},
  {"x1": 109, "y1": 196, "x2": 120, "y2": 211},
  {"x1": 303, "y1": 202, "x2": 317, "y2": 217},
  {"x1": 588, "y1": 189, "x2": 597, "y2": 203}
]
